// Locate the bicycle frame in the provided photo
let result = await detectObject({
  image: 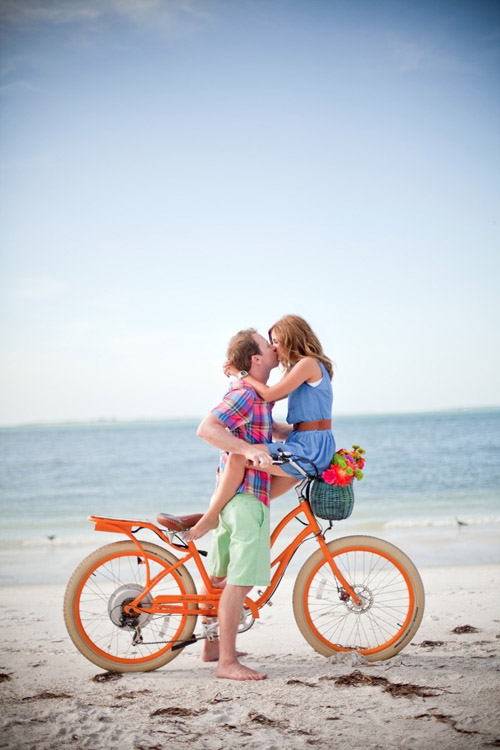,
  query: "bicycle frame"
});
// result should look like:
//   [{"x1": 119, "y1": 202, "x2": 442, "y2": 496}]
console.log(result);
[{"x1": 88, "y1": 484, "x2": 362, "y2": 622}]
